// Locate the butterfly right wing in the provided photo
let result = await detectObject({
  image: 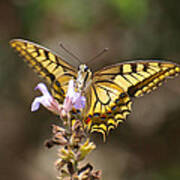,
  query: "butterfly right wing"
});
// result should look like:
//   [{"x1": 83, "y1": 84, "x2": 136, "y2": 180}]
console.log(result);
[
  {"x1": 83, "y1": 60, "x2": 180, "y2": 139},
  {"x1": 10, "y1": 39, "x2": 77, "y2": 103}
]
